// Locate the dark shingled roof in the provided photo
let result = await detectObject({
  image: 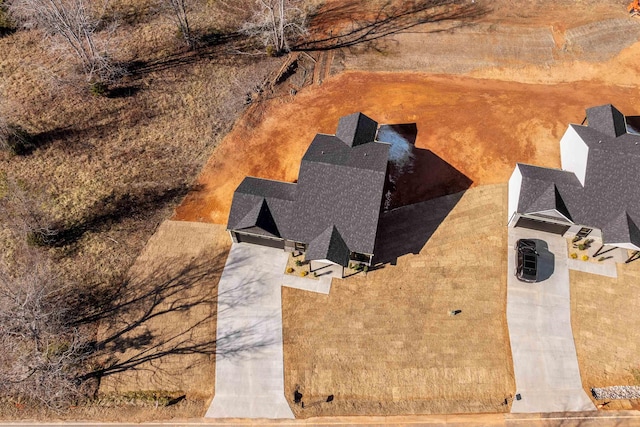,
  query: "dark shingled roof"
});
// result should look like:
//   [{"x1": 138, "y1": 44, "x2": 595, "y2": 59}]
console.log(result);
[
  {"x1": 227, "y1": 113, "x2": 390, "y2": 264},
  {"x1": 228, "y1": 178, "x2": 296, "y2": 238},
  {"x1": 335, "y1": 112, "x2": 378, "y2": 147},
  {"x1": 519, "y1": 182, "x2": 572, "y2": 221},
  {"x1": 305, "y1": 225, "x2": 351, "y2": 266},
  {"x1": 603, "y1": 211, "x2": 640, "y2": 247},
  {"x1": 516, "y1": 104, "x2": 640, "y2": 248},
  {"x1": 586, "y1": 104, "x2": 626, "y2": 138}
]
